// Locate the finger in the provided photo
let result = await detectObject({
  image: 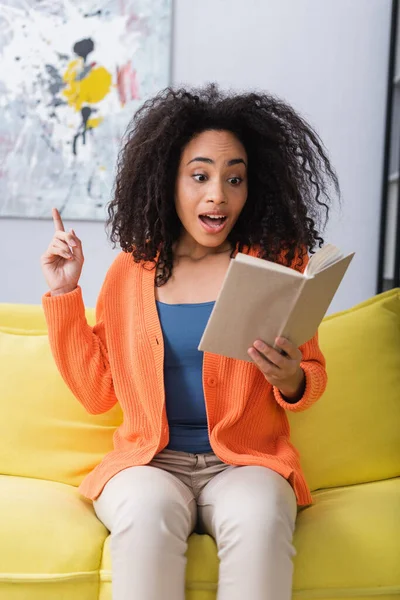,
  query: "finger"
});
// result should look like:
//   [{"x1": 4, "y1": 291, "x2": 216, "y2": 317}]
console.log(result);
[
  {"x1": 52, "y1": 208, "x2": 65, "y2": 233},
  {"x1": 54, "y1": 230, "x2": 77, "y2": 247},
  {"x1": 247, "y1": 347, "x2": 281, "y2": 378},
  {"x1": 68, "y1": 228, "x2": 84, "y2": 260},
  {"x1": 253, "y1": 340, "x2": 285, "y2": 368},
  {"x1": 52, "y1": 238, "x2": 74, "y2": 257},
  {"x1": 275, "y1": 337, "x2": 302, "y2": 361},
  {"x1": 50, "y1": 242, "x2": 73, "y2": 260},
  {"x1": 70, "y1": 229, "x2": 80, "y2": 247}
]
